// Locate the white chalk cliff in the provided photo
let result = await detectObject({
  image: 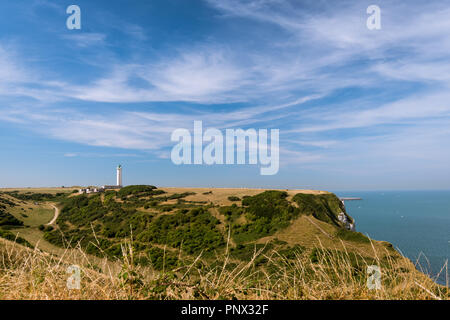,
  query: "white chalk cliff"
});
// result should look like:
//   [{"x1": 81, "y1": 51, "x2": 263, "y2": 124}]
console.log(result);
[{"x1": 338, "y1": 211, "x2": 356, "y2": 231}]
